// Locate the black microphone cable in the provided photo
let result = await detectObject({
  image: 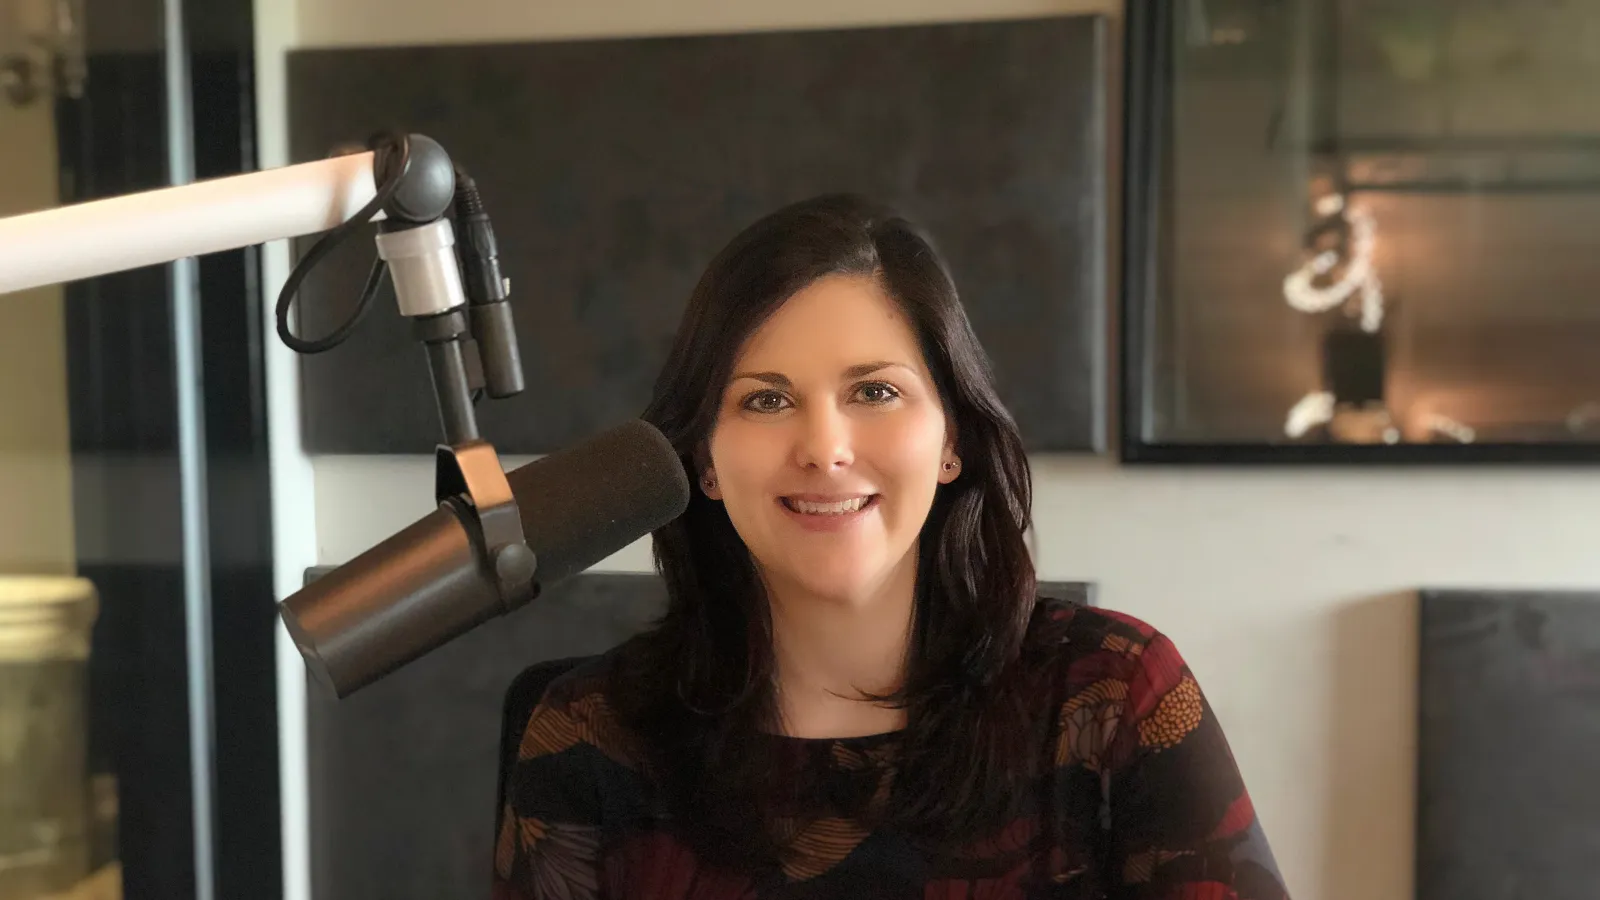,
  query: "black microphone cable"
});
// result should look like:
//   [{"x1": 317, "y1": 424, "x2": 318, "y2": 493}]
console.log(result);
[{"x1": 274, "y1": 131, "x2": 412, "y2": 355}]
